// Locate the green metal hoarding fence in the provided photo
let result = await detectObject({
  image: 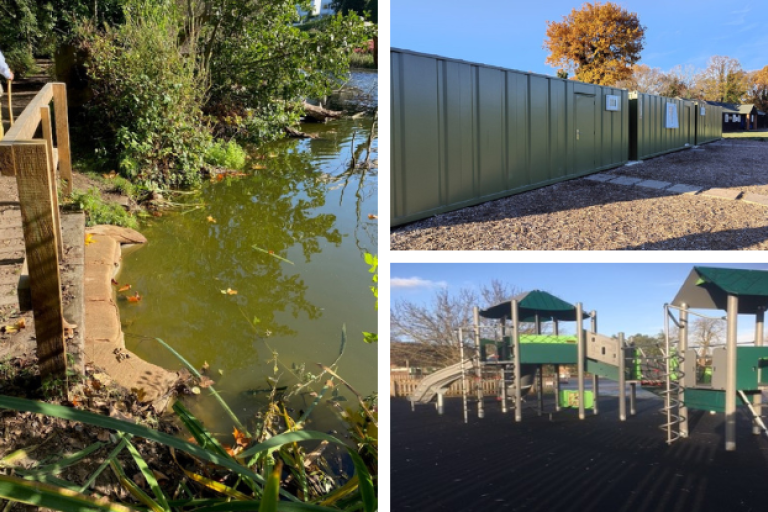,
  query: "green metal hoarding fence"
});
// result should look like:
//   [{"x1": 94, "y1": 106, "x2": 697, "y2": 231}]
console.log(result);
[
  {"x1": 694, "y1": 102, "x2": 723, "y2": 145},
  {"x1": 391, "y1": 49, "x2": 629, "y2": 227},
  {"x1": 629, "y1": 92, "x2": 696, "y2": 160}
]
